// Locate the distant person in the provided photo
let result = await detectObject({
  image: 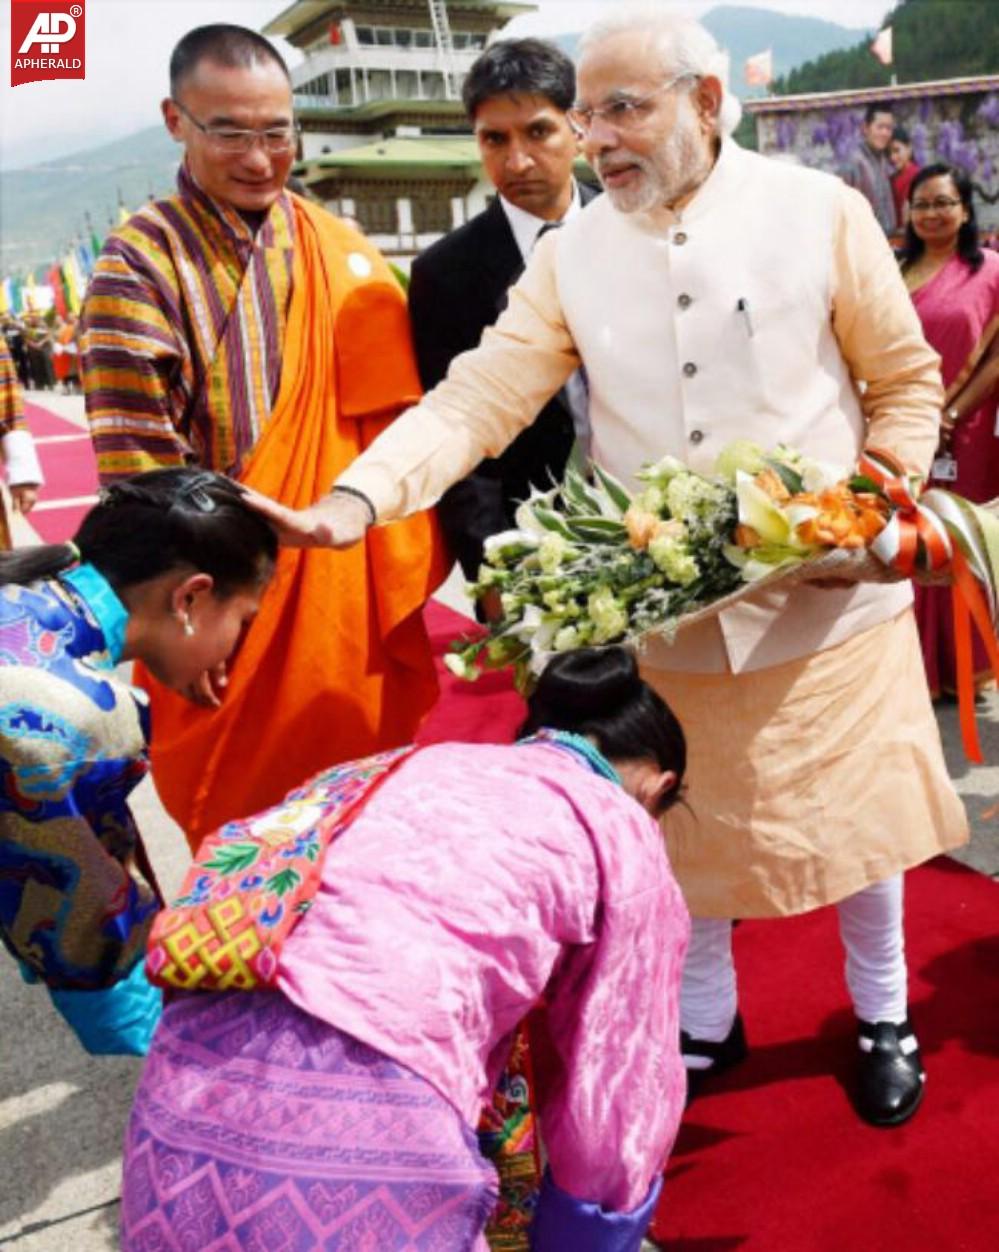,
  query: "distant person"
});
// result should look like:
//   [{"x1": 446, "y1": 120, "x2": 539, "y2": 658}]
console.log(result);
[
  {"x1": 52, "y1": 311, "x2": 81, "y2": 392},
  {"x1": 841, "y1": 101, "x2": 897, "y2": 234},
  {"x1": 408, "y1": 38, "x2": 596, "y2": 600},
  {"x1": 889, "y1": 125, "x2": 920, "y2": 228},
  {"x1": 1, "y1": 316, "x2": 31, "y2": 389},
  {"x1": 23, "y1": 314, "x2": 55, "y2": 390},
  {"x1": 122, "y1": 648, "x2": 690, "y2": 1252},
  {"x1": 0, "y1": 470, "x2": 276, "y2": 1056},
  {"x1": 0, "y1": 338, "x2": 42, "y2": 548},
  {"x1": 81, "y1": 23, "x2": 446, "y2": 848},
  {"x1": 901, "y1": 163, "x2": 999, "y2": 697}
]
